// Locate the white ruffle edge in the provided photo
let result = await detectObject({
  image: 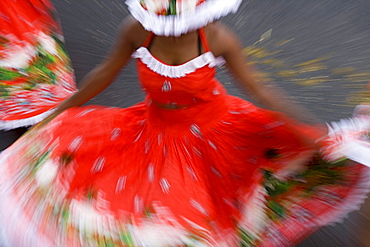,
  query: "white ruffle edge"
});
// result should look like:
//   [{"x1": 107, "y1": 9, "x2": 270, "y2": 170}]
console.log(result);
[
  {"x1": 0, "y1": 109, "x2": 55, "y2": 131},
  {"x1": 323, "y1": 116, "x2": 370, "y2": 168},
  {"x1": 317, "y1": 116, "x2": 370, "y2": 226},
  {"x1": 126, "y1": 0, "x2": 242, "y2": 36},
  {"x1": 132, "y1": 47, "x2": 225, "y2": 78}
]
